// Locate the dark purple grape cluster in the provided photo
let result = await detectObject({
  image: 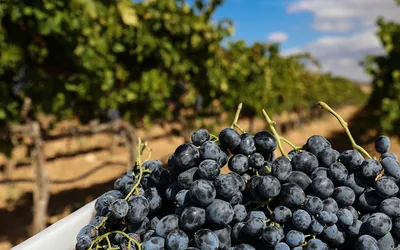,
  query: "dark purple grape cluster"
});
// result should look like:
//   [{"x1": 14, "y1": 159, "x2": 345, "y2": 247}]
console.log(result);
[{"x1": 75, "y1": 125, "x2": 400, "y2": 250}]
